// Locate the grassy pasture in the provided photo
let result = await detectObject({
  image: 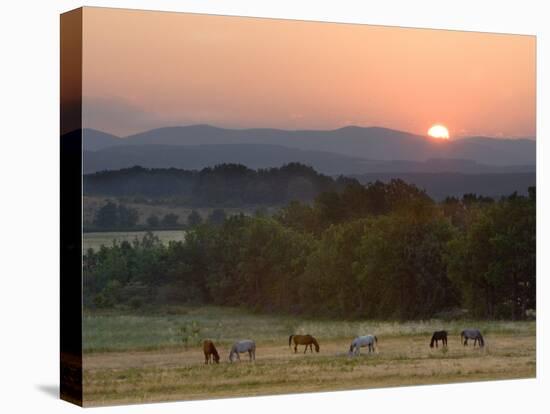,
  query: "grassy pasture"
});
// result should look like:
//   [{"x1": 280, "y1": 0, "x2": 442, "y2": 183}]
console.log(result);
[
  {"x1": 82, "y1": 306, "x2": 535, "y2": 406},
  {"x1": 83, "y1": 230, "x2": 187, "y2": 251}
]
